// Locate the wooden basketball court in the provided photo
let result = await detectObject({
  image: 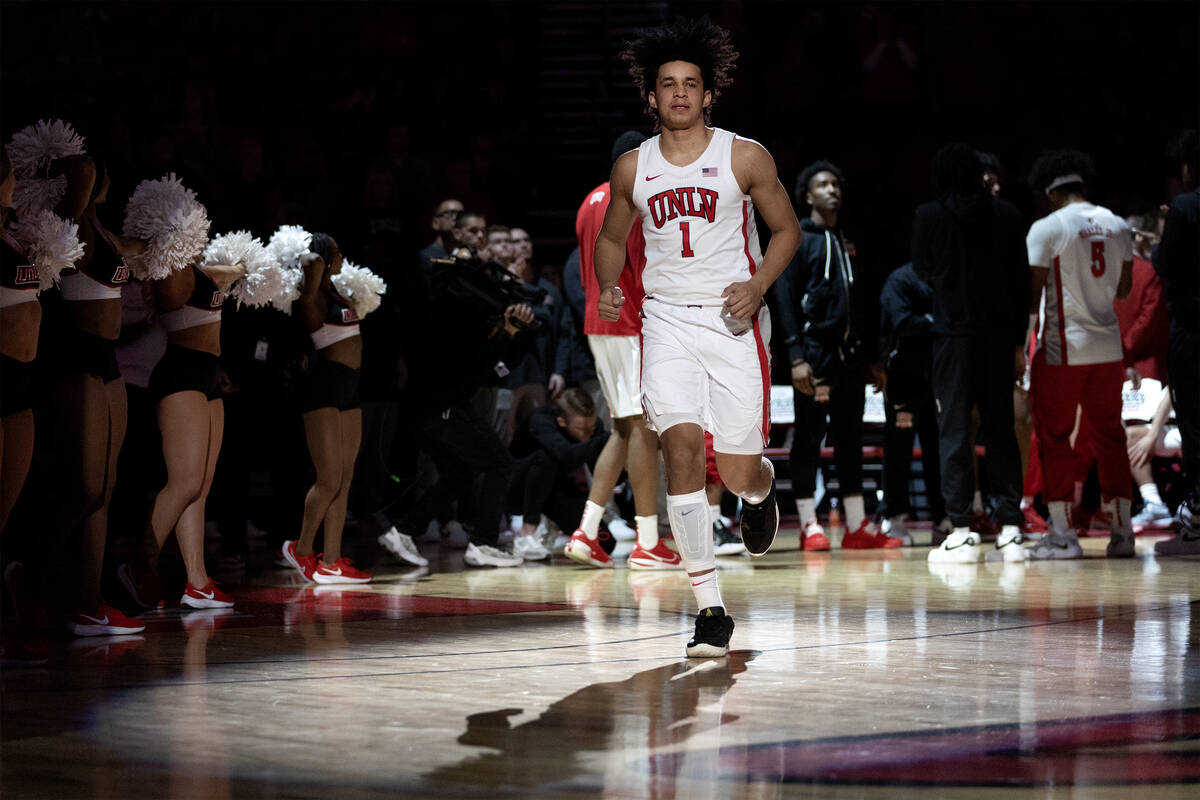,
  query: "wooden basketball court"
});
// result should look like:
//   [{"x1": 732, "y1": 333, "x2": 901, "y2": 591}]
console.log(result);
[{"x1": 3, "y1": 526, "x2": 1198, "y2": 798}]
